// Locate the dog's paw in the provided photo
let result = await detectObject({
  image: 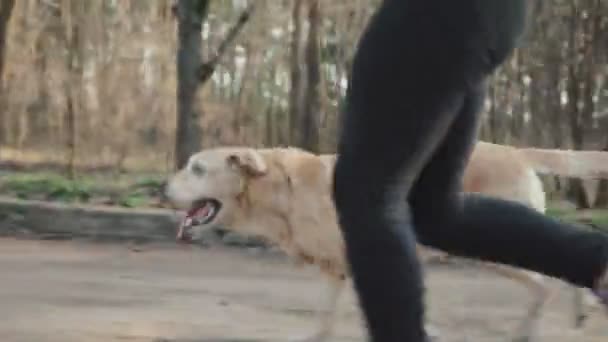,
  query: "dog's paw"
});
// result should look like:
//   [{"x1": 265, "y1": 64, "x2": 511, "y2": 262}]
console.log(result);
[
  {"x1": 575, "y1": 312, "x2": 588, "y2": 328},
  {"x1": 426, "y1": 323, "x2": 441, "y2": 341},
  {"x1": 511, "y1": 329, "x2": 537, "y2": 342},
  {"x1": 511, "y1": 337, "x2": 533, "y2": 342}
]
